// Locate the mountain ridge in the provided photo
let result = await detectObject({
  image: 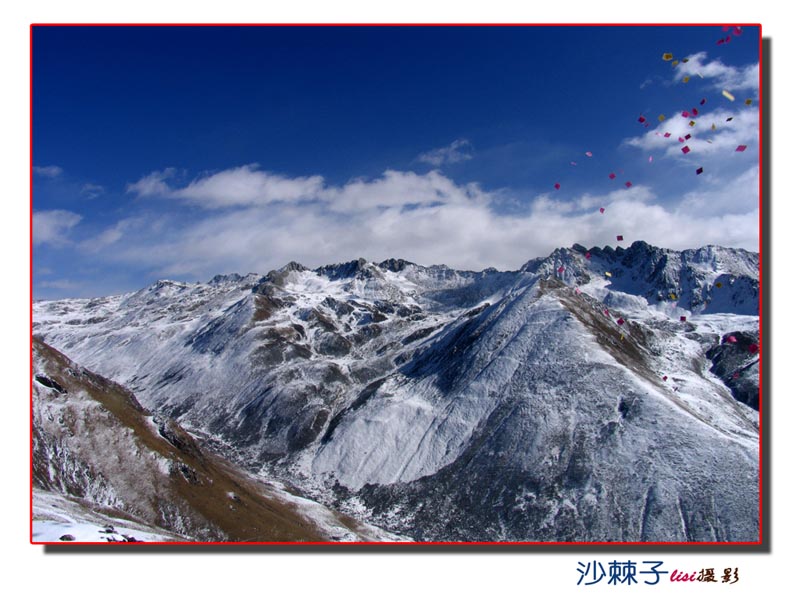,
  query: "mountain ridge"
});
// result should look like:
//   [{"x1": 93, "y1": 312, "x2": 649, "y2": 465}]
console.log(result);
[{"x1": 32, "y1": 241, "x2": 761, "y2": 542}]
